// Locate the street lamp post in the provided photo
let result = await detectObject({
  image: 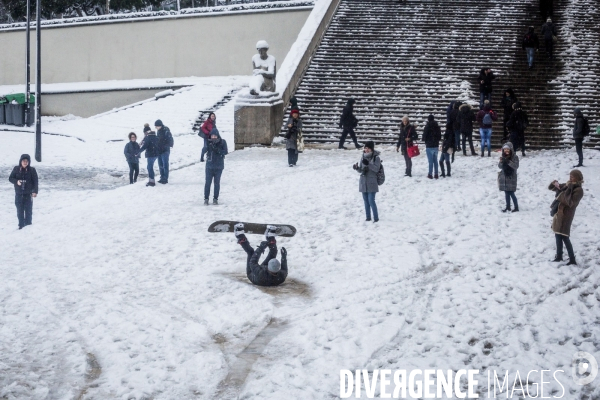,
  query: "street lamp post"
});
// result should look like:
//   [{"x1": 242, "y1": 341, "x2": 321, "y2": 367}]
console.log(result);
[
  {"x1": 25, "y1": 0, "x2": 31, "y2": 127},
  {"x1": 34, "y1": 0, "x2": 41, "y2": 162}
]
